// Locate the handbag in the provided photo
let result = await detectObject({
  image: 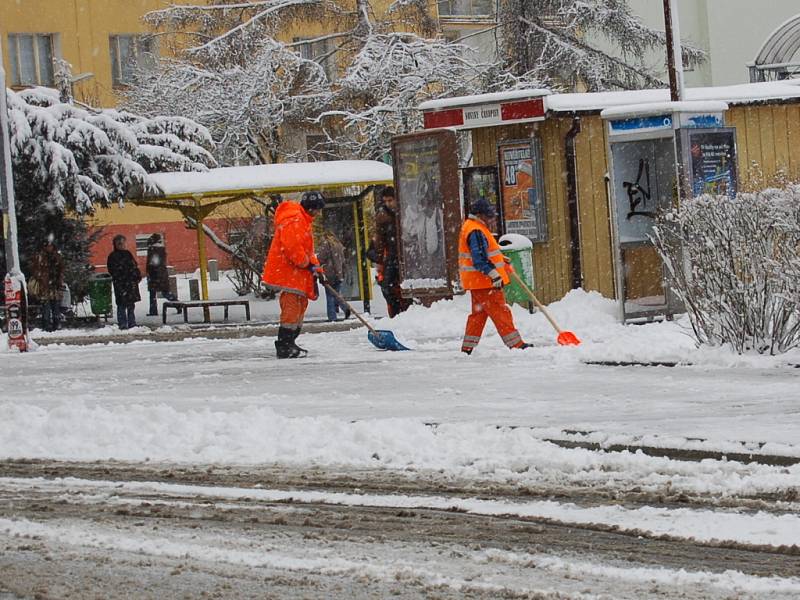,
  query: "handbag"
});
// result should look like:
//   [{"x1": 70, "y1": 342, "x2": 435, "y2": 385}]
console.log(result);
[{"x1": 27, "y1": 277, "x2": 41, "y2": 298}]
